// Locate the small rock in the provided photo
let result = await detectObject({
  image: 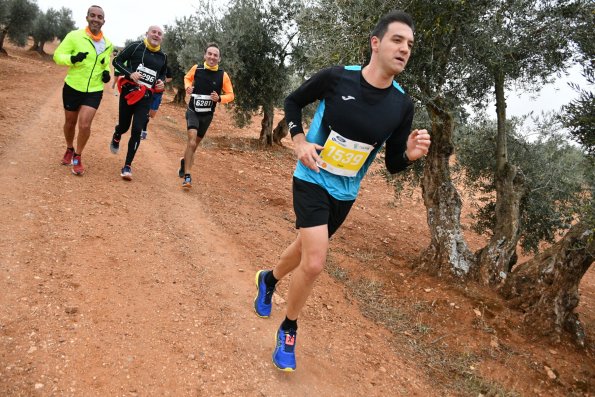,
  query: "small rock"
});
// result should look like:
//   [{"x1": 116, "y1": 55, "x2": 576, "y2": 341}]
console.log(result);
[
  {"x1": 27, "y1": 346, "x2": 37, "y2": 354},
  {"x1": 365, "y1": 333, "x2": 373, "y2": 339},
  {"x1": 473, "y1": 308, "x2": 482, "y2": 317},
  {"x1": 238, "y1": 268, "x2": 244, "y2": 272},
  {"x1": 544, "y1": 365, "x2": 557, "y2": 380},
  {"x1": 35, "y1": 383, "x2": 44, "y2": 389},
  {"x1": 65, "y1": 306, "x2": 78, "y2": 314},
  {"x1": 379, "y1": 366, "x2": 387, "y2": 373}
]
